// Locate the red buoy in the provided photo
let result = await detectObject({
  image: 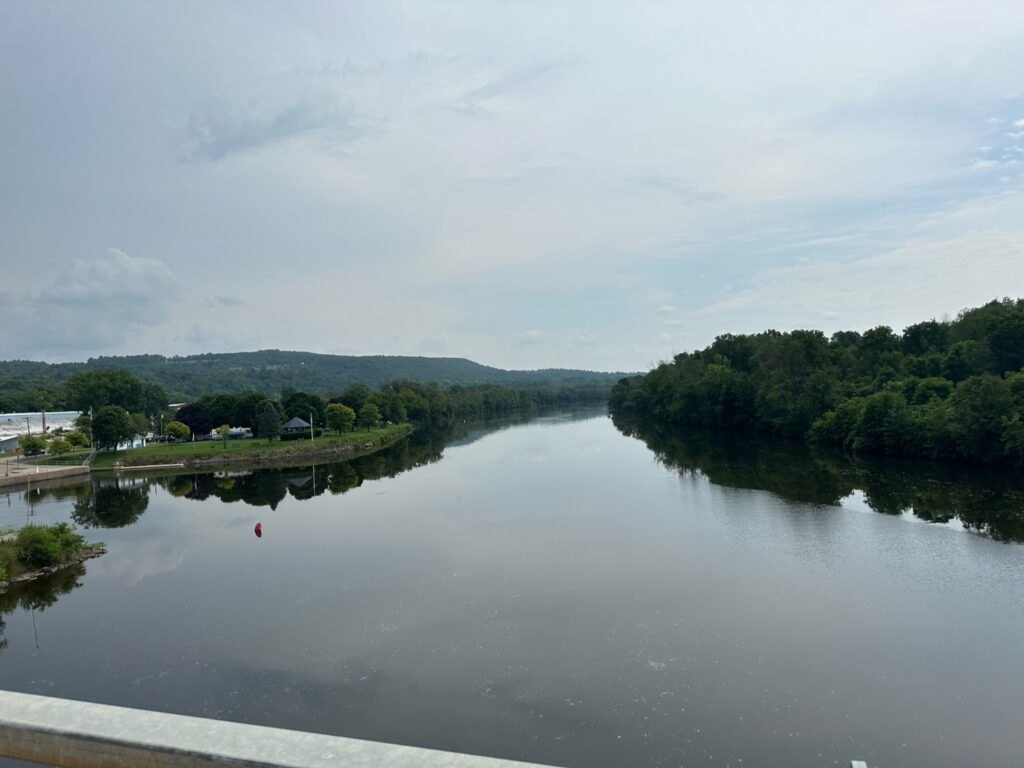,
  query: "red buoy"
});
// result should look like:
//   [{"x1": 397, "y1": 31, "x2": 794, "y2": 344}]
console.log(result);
[{"x1": 254, "y1": 522, "x2": 262, "y2": 538}]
